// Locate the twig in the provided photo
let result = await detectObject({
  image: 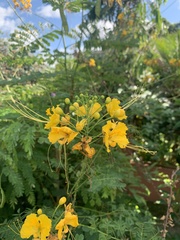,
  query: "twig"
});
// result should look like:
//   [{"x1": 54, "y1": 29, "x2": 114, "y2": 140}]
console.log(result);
[{"x1": 161, "y1": 166, "x2": 180, "y2": 239}]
